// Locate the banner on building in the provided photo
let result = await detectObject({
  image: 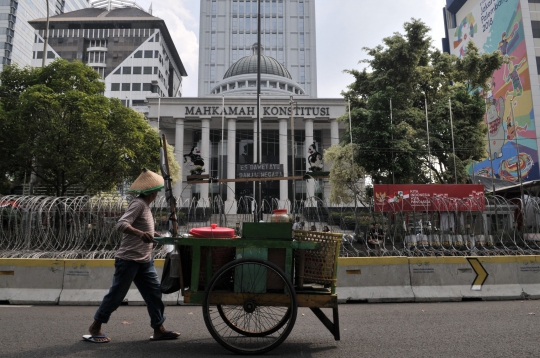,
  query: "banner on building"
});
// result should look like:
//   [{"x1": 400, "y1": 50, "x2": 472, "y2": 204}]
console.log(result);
[
  {"x1": 236, "y1": 164, "x2": 283, "y2": 179},
  {"x1": 374, "y1": 184, "x2": 485, "y2": 212}
]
